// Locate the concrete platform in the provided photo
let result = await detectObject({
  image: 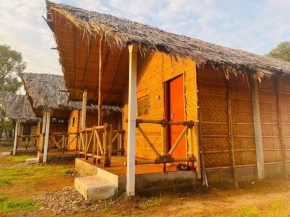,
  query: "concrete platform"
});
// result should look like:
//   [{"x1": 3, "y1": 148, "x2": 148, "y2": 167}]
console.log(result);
[
  {"x1": 75, "y1": 157, "x2": 200, "y2": 196},
  {"x1": 1, "y1": 152, "x2": 11, "y2": 157},
  {"x1": 26, "y1": 158, "x2": 39, "y2": 165},
  {"x1": 38, "y1": 151, "x2": 78, "y2": 162},
  {"x1": 74, "y1": 175, "x2": 116, "y2": 201},
  {"x1": 11, "y1": 147, "x2": 38, "y2": 155}
]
